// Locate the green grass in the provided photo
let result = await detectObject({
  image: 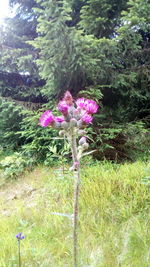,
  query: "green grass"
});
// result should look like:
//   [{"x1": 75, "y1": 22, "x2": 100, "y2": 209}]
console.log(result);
[{"x1": 0, "y1": 160, "x2": 150, "y2": 266}]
